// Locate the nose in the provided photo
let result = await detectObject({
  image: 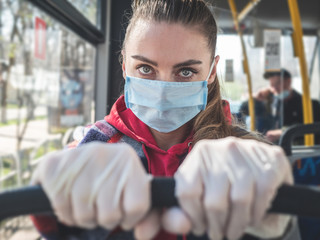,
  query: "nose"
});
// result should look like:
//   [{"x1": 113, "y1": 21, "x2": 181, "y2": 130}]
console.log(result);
[{"x1": 157, "y1": 72, "x2": 174, "y2": 82}]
